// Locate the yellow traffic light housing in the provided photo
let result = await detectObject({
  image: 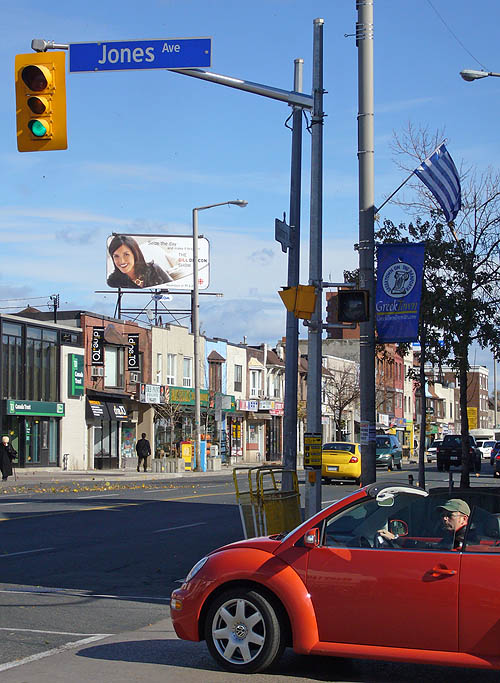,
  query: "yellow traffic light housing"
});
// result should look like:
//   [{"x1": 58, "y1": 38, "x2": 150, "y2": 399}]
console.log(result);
[
  {"x1": 278, "y1": 285, "x2": 317, "y2": 320},
  {"x1": 15, "y1": 51, "x2": 67, "y2": 152}
]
